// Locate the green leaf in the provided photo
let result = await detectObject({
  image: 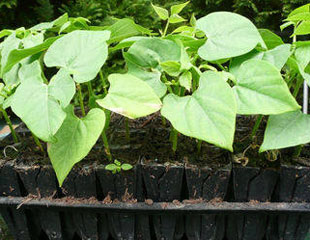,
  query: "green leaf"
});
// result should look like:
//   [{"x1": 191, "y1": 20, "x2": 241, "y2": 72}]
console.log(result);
[
  {"x1": 105, "y1": 164, "x2": 117, "y2": 171},
  {"x1": 48, "y1": 106, "x2": 106, "y2": 186},
  {"x1": 280, "y1": 21, "x2": 294, "y2": 31},
  {"x1": 259, "y1": 29, "x2": 284, "y2": 49},
  {"x1": 164, "y1": 35, "x2": 206, "y2": 52},
  {"x1": 125, "y1": 59, "x2": 166, "y2": 98},
  {"x1": 260, "y1": 111, "x2": 310, "y2": 152},
  {"x1": 233, "y1": 59, "x2": 300, "y2": 115},
  {"x1": 161, "y1": 71, "x2": 236, "y2": 151},
  {"x1": 2, "y1": 36, "x2": 59, "y2": 75},
  {"x1": 230, "y1": 44, "x2": 291, "y2": 76},
  {"x1": 0, "y1": 33, "x2": 21, "y2": 77},
  {"x1": 125, "y1": 38, "x2": 184, "y2": 97},
  {"x1": 44, "y1": 30, "x2": 110, "y2": 83},
  {"x1": 171, "y1": 26, "x2": 194, "y2": 34},
  {"x1": 152, "y1": 4, "x2": 169, "y2": 20},
  {"x1": 169, "y1": 14, "x2": 186, "y2": 24},
  {"x1": 22, "y1": 33, "x2": 44, "y2": 48},
  {"x1": 171, "y1": 1, "x2": 189, "y2": 15},
  {"x1": 121, "y1": 163, "x2": 133, "y2": 171},
  {"x1": 3, "y1": 65, "x2": 20, "y2": 87},
  {"x1": 0, "y1": 30, "x2": 13, "y2": 39},
  {"x1": 110, "y1": 36, "x2": 148, "y2": 52},
  {"x1": 31, "y1": 13, "x2": 69, "y2": 31},
  {"x1": 287, "y1": 12, "x2": 310, "y2": 22},
  {"x1": 295, "y1": 42, "x2": 310, "y2": 86},
  {"x1": 179, "y1": 71, "x2": 192, "y2": 91},
  {"x1": 48, "y1": 69, "x2": 76, "y2": 108},
  {"x1": 106, "y1": 19, "x2": 152, "y2": 44},
  {"x1": 160, "y1": 61, "x2": 181, "y2": 76},
  {"x1": 190, "y1": 14, "x2": 196, "y2": 27},
  {"x1": 114, "y1": 159, "x2": 121, "y2": 166},
  {"x1": 18, "y1": 59, "x2": 42, "y2": 83},
  {"x1": 11, "y1": 62, "x2": 67, "y2": 142},
  {"x1": 97, "y1": 73, "x2": 162, "y2": 119},
  {"x1": 197, "y1": 12, "x2": 264, "y2": 61},
  {"x1": 288, "y1": 4, "x2": 310, "y2": 18},
  {"x1": 294, "y1": 21, "x2": 310, "y2": 36}
]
